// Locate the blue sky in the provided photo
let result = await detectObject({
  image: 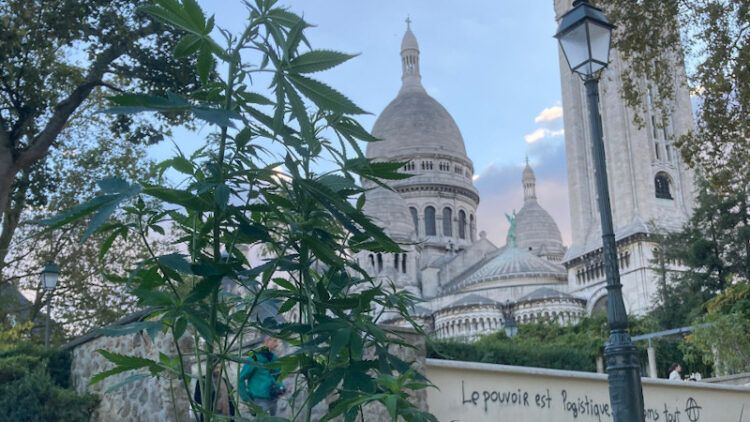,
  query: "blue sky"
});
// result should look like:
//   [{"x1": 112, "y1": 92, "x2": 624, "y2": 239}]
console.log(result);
[{"x1": 149, "y1": 0, "x2": 572, "y2": 246}]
